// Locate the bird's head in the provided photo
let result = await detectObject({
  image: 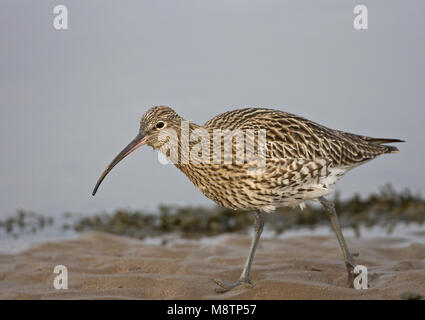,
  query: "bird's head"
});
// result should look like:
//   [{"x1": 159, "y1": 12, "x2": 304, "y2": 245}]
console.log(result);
[
  {"x1": 139, "y1": 105, "x2": 182, "y2": 149},
  {"x1": 92, "y1": 105, "x2": 182, "y2": 196}
]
